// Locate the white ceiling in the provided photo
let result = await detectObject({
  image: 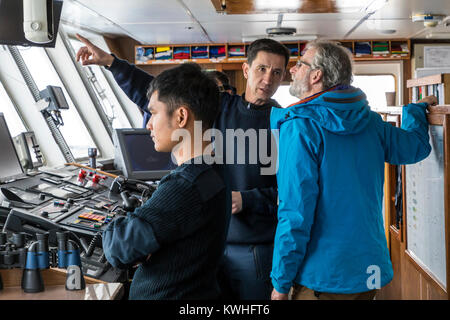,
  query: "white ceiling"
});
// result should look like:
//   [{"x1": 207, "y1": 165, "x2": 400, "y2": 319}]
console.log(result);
[{"x1": 60, "y1": 0, "x2": 450, "y2": 44}]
